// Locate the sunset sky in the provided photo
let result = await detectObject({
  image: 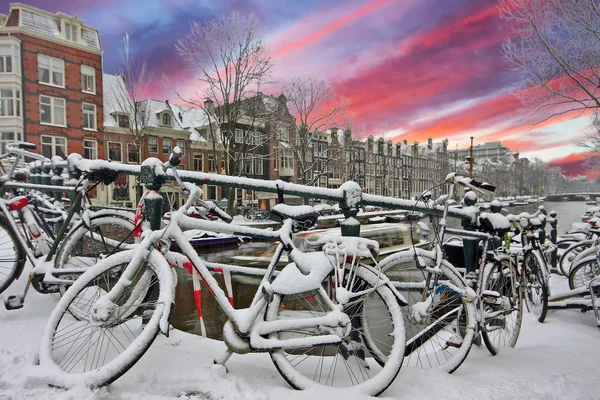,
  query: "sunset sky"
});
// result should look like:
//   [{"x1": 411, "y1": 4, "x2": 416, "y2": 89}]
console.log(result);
[{"x1": 8, "y1": 0, "x2": 594, "y2": 177}]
